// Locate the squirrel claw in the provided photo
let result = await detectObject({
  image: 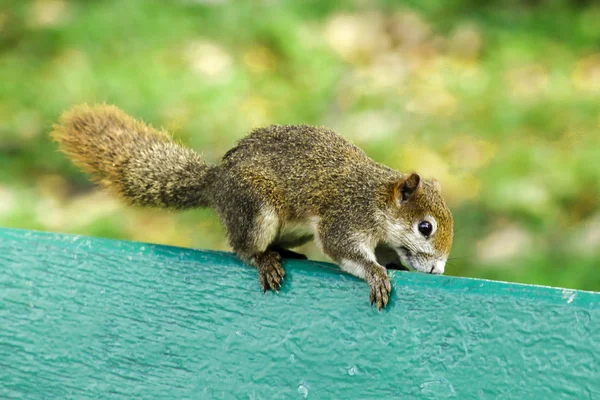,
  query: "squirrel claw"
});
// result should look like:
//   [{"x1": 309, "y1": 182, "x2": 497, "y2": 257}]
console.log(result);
[
  {"x1": 368, "y1": 268, "x2": 391, "y2": 310},
  {"x1": 256, "y1": 251, "x2": 286, "y2": 292}
]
